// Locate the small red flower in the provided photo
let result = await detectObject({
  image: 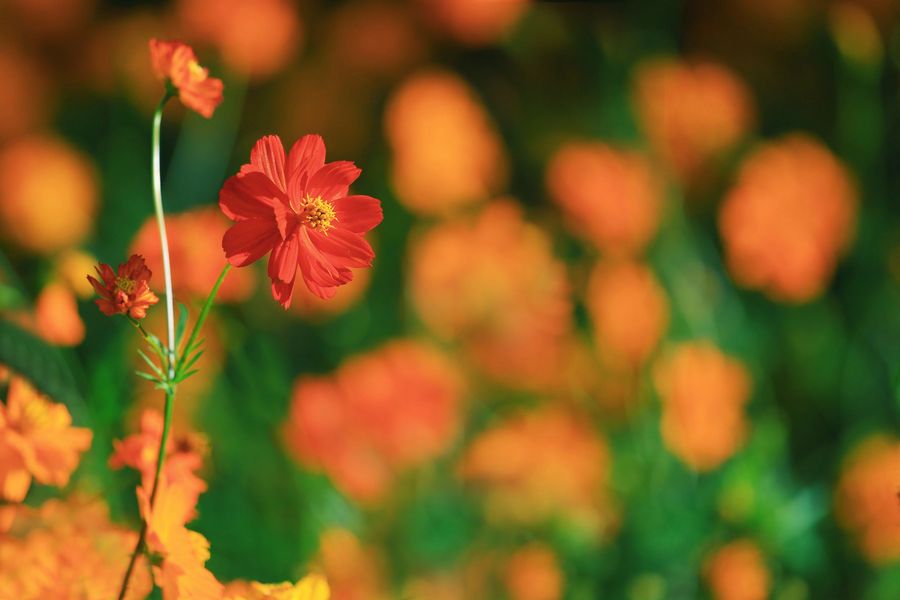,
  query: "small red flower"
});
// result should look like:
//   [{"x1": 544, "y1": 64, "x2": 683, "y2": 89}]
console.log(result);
[
  {"x1": 87, "y1": 254, "x2": 159, "y2": 319},
  {"x1": 149, "y1": 38, "x2": 224, "y2": 118},
  {"x1": 219, "y1": 134, "x2": 383, "y2": 308}
]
